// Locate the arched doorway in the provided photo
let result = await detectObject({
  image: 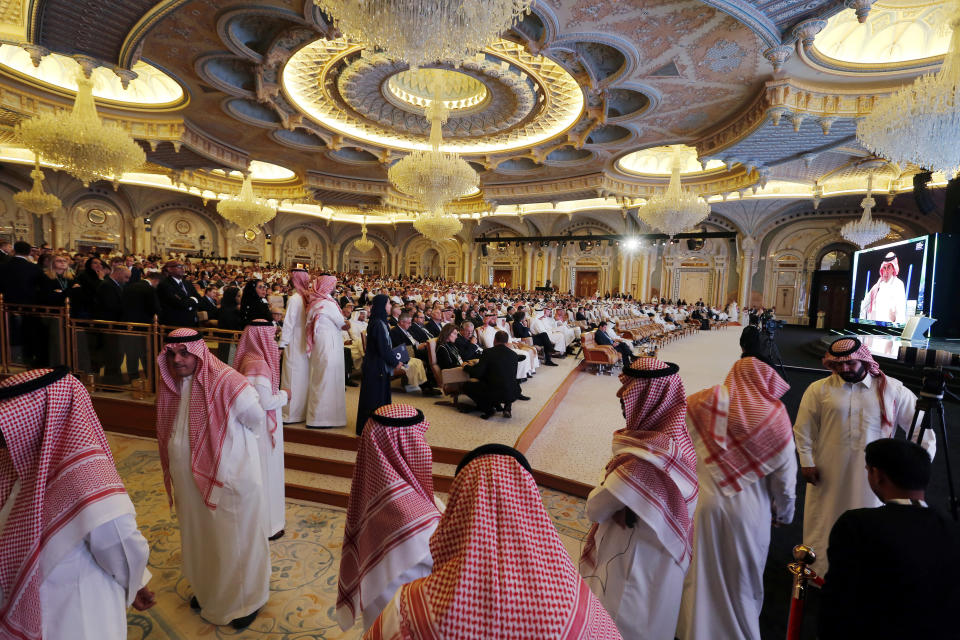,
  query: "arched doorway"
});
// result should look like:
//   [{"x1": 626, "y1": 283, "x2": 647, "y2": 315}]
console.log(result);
[
  {"x1": 809, "y1": 244, "x2": 855, "y2": 329},
  {"x1": 422, "y1": 248, "x2": 441, "y2": 278},
  {"x1": 345, "y1": 244, "x2": 384, "y2": 274}
]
